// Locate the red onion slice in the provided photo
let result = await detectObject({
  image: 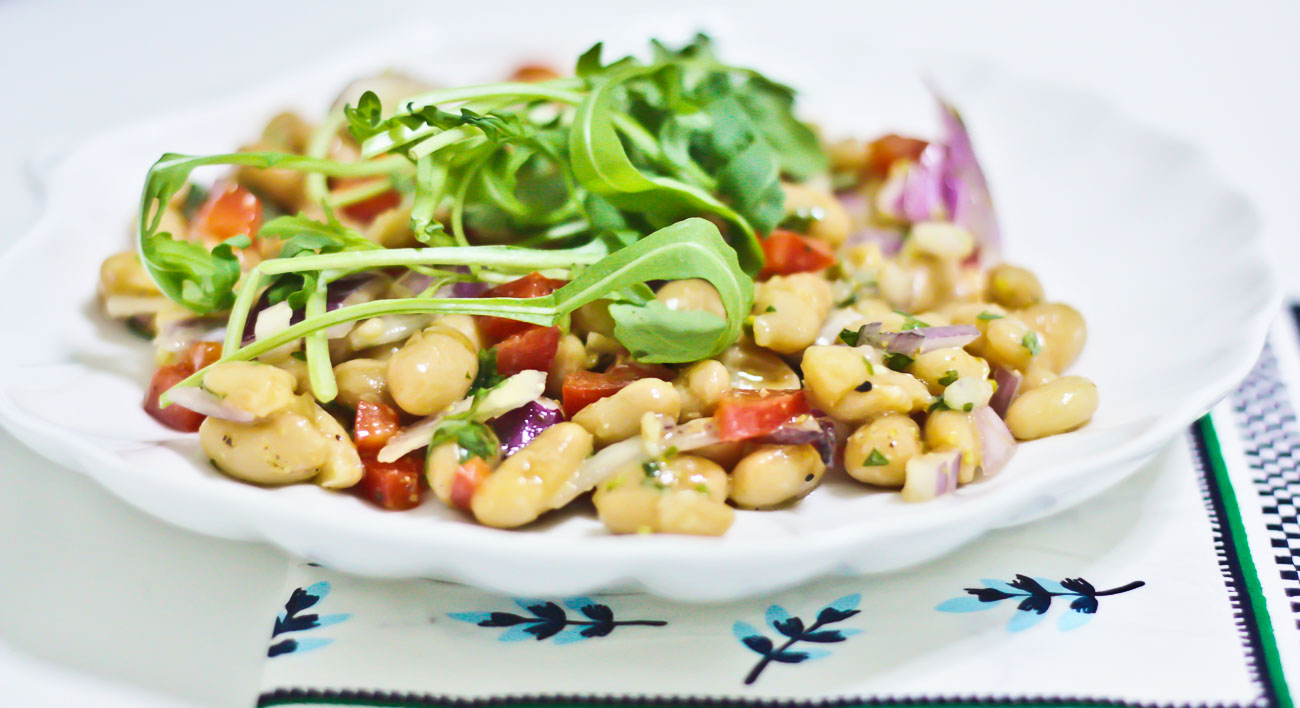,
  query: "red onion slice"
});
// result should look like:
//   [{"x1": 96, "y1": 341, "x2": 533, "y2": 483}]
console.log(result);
[
  {"x1": 901, "y1": 450, "x2": 962, "y2": 502},
  {"x1": 989, "y1": 366, "x2": 1022, "y2": 418},
  {"x1": 973, "y1": 405, "x2": 1016, "y2": 477},
  {"x1": 856, "y1": 323, "x2": 980, "y2": 356},
  {"x1": 489, "y1": 399, "x2": 564, "y2": 457}
]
